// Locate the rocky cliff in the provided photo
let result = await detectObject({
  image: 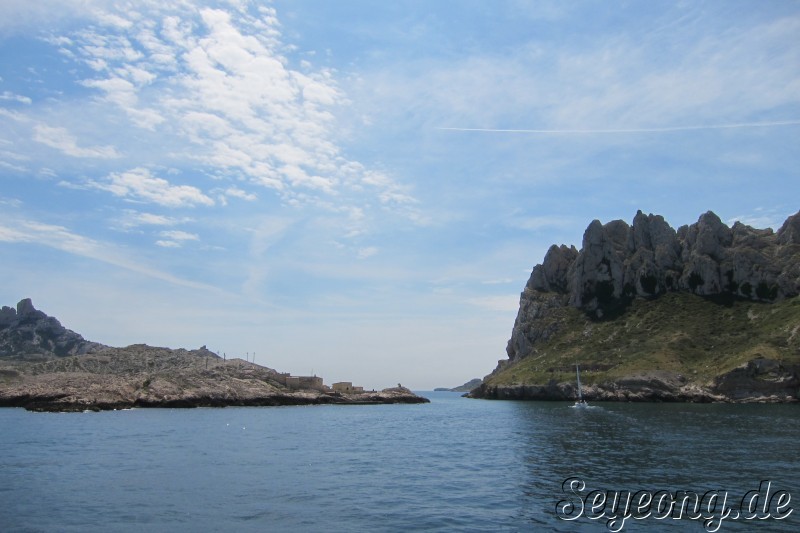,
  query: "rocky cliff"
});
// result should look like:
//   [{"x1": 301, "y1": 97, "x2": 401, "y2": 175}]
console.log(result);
[
  {"x1": 471, "y1": 210, "x2": 800, "y2": 403},
  {"x1": 0, "y1": 299, "x2": 106, "y2": 360}
]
